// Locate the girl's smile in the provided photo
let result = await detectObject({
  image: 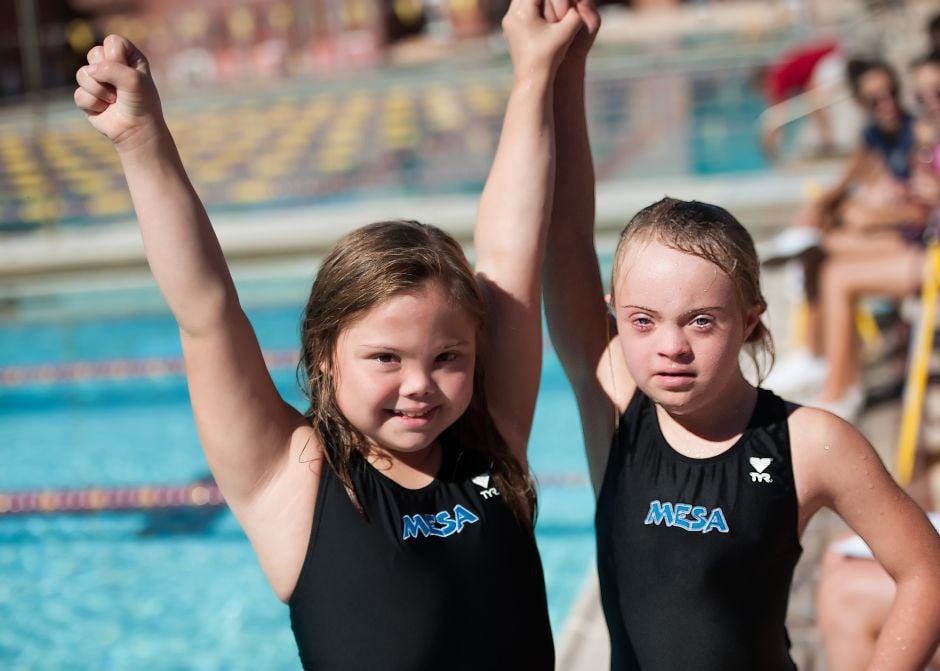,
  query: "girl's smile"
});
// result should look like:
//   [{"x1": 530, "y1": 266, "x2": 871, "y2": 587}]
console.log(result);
[{"x1": 388, "y1": 405, "x2": 439, "y2": 428}]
